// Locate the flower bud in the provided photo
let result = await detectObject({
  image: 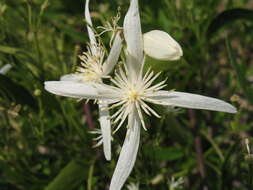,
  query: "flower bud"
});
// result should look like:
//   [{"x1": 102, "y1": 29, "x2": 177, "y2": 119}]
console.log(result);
[{"x1": 143, "y1": 30, "x2": 183, "y2": 61}]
